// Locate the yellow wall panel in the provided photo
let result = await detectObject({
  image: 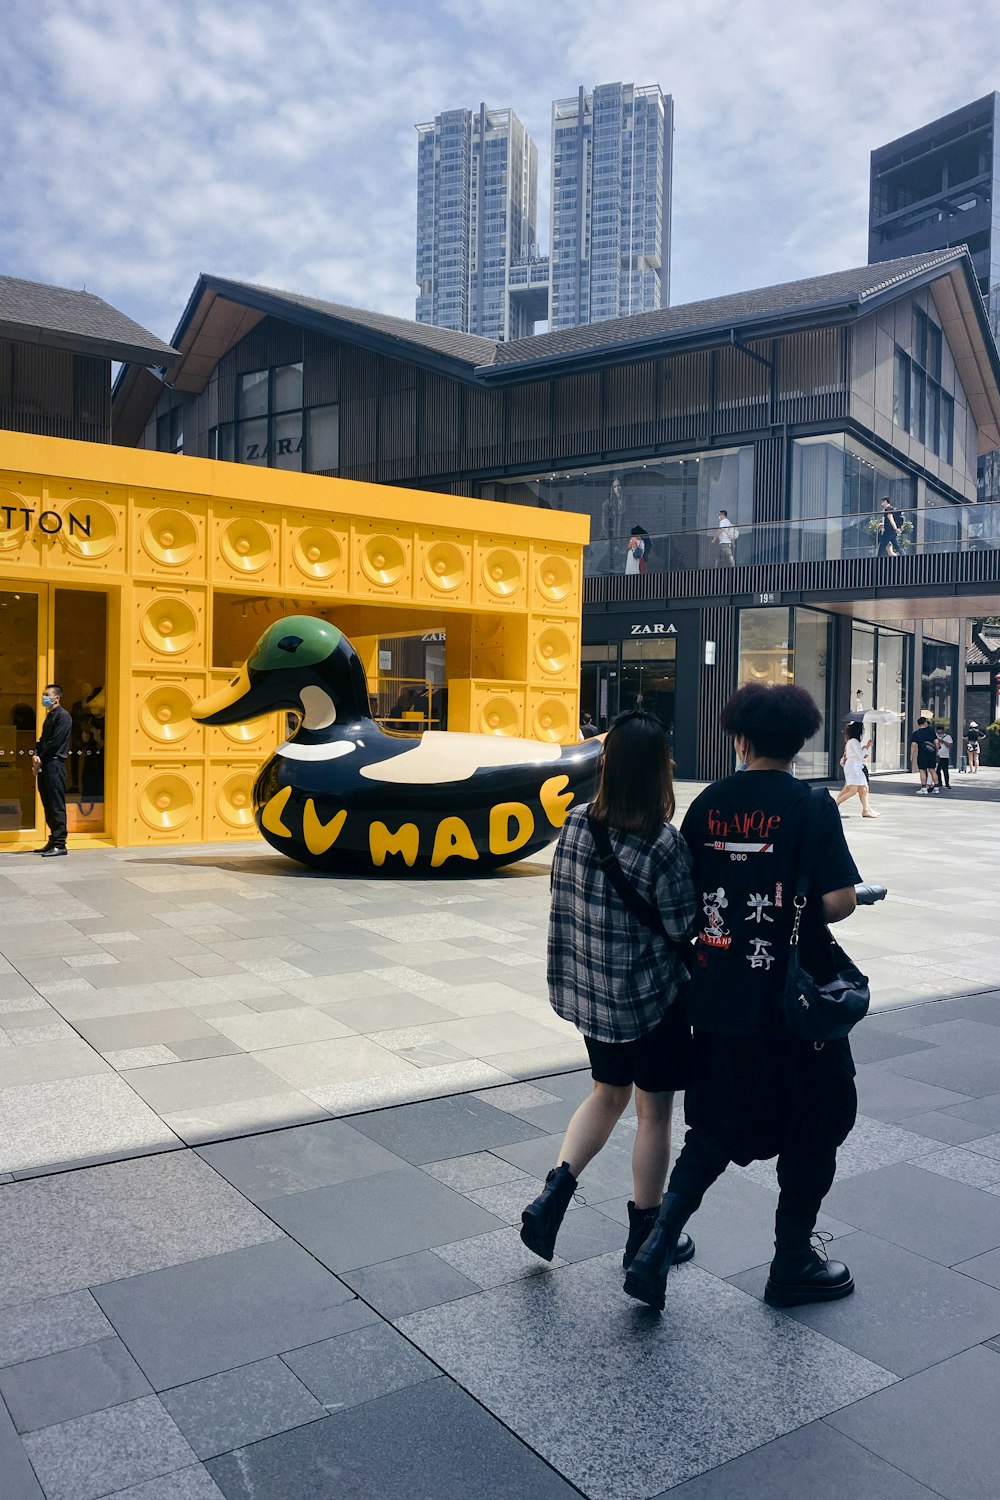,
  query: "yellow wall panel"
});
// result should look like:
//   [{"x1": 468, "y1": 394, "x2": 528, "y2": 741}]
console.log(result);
[
  {"x1": 46, "y1": 480, "x2": 127, "y2": 573},
  {"x1": 414, "y1": 530, "x2": 474, "y2": 606},
  {"x1": 211, "y1": 505, "x2": 281, "y2": 587},
  {"x1": 126, "y1": 761, "x2": 204, "y2": 845},
  {"x1": 0, "y1": 472, "x2": 47, "y2": 570},
  {"x1": 350, "y1": 523, "x2": 414, "y2": 600},
  {"x1": 473, "y1": 537, "x2": 527, "y2": 610},
  {"x1": 131, "y1": 671, "x2": 207, "y2": 758},
  {"x1": 133, "y1": 584, "x2": 208, "y2": 668},
  {"x1": 449, "y1": 680, "x2": 526, "y2": 736},
  {"x1": 131, "y1": 491, "x2": 209, "y2": 581},
  {"x1": 205, "y1": 760, "x2": 258, "y2": 840},
  {"x1": 281, "y1": 511, "x2": 349, "y2": 592},
  {"x1": 203, "y1": 670, "x2": 284, "y2": 758},
  {"x1": 528, "y1": 616, "x2": 580, "y2": 685},
  {"x1": 530, "y1": 544, "x2": 580, "y2": 615}
]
